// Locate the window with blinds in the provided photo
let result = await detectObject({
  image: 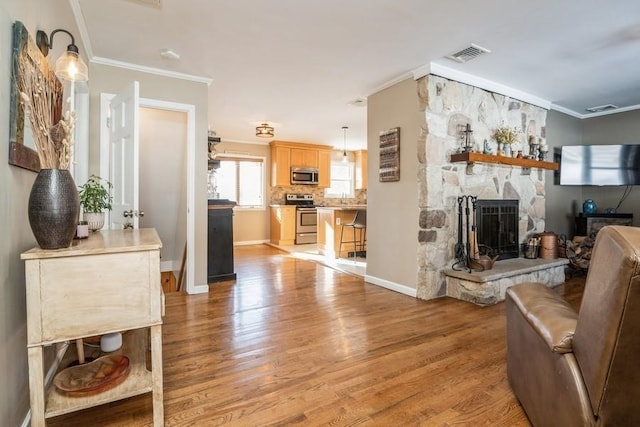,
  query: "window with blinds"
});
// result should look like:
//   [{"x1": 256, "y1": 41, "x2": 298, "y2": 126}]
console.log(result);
[{"x1": 216, "y1": 155, "x2": 265, "y2": 209}]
